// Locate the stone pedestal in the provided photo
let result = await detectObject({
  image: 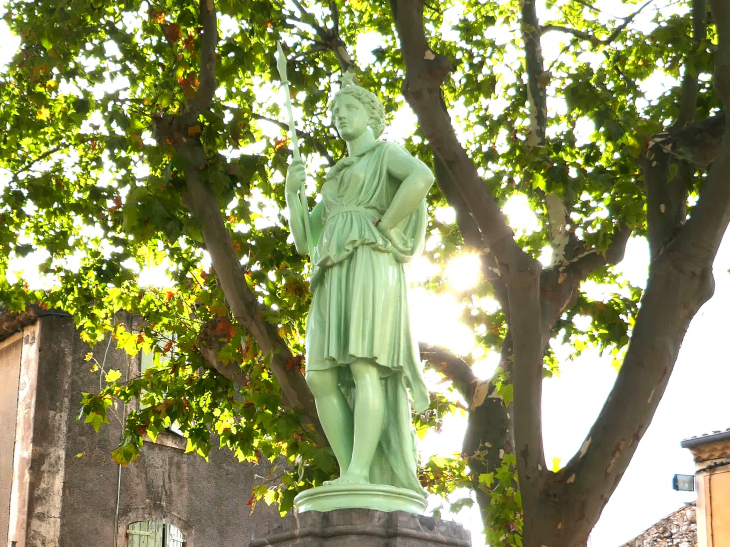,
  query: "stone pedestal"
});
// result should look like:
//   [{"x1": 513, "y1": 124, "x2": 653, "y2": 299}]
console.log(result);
[{"x1": 249, "y1": 508, "x2": 471, "y2": 547}]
